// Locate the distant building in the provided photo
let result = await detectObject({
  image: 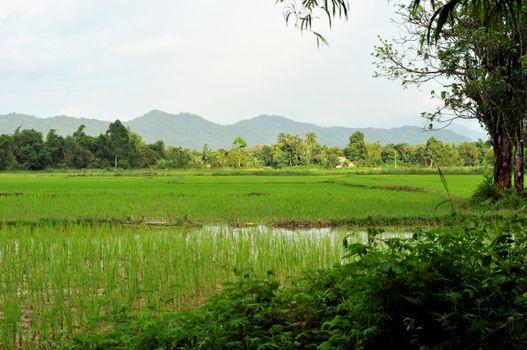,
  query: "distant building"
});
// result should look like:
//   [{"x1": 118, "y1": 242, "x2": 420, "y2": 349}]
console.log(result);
[{"x1": 336, "y1": 157, "x2": 355, "y2": 169}]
